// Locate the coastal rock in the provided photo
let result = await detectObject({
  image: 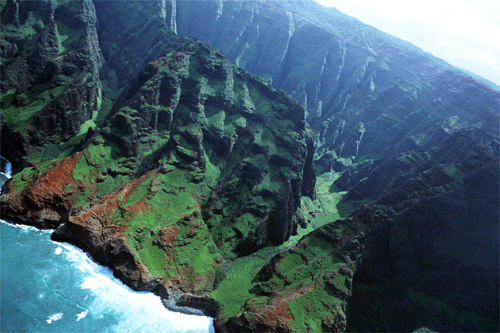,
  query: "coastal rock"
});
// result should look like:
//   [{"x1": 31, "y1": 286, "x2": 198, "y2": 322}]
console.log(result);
[
  {"x1": 1, "y1": 34, "x2": 316, "y2": 306},
  {"x1": 1, "y1": 0, "x2": 499, "y2": 331}
]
